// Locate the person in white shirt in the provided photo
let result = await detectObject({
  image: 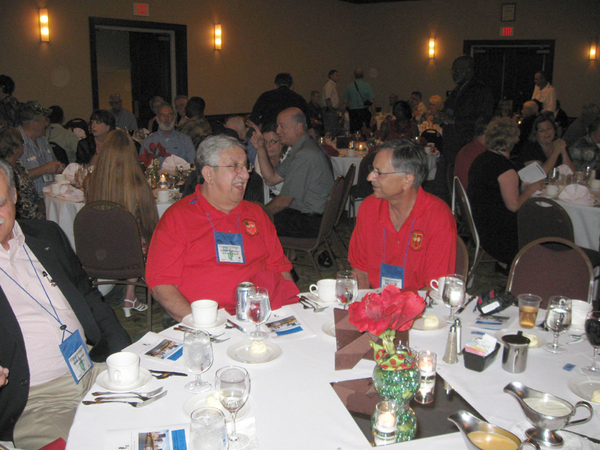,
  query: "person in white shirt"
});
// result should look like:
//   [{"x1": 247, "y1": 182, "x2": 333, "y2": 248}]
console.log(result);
[
  {"x1": 322, "y1": 69, "x2": 341, "y2": 134},
  {"x1": 531, "y1": 71, "x2": 556, "y2": 113}
]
